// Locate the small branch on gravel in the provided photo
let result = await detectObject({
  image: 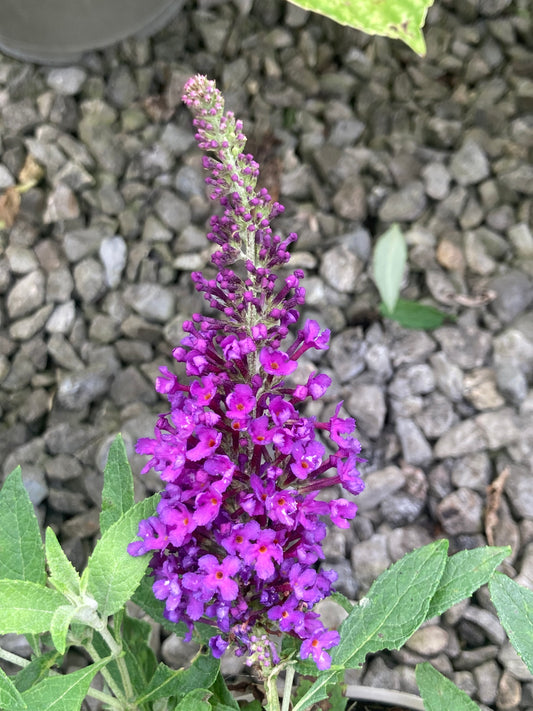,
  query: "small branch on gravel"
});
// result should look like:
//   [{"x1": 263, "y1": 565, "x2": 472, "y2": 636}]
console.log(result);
[{"x1": 485, "y1": 467, "x2": 510, "y2": 547}]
